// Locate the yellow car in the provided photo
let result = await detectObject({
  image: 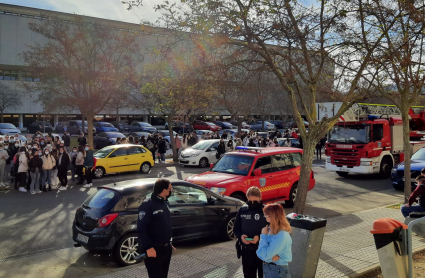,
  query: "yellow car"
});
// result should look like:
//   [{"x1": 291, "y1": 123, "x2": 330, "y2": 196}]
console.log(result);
[{"x1": 92, "y1": 144, "x2": 154, "y2": 178}]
